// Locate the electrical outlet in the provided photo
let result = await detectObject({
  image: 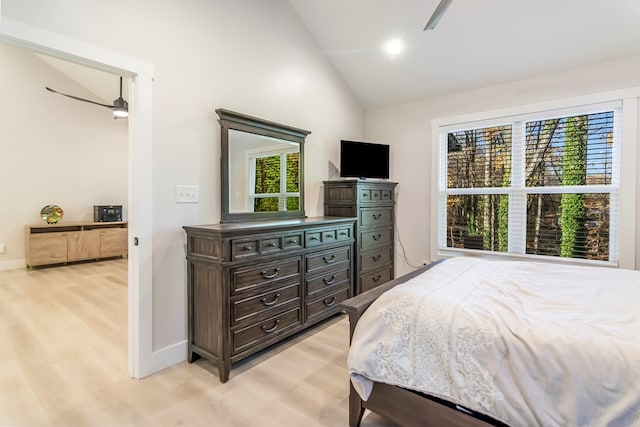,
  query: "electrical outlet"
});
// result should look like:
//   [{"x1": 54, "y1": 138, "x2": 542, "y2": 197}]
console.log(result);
[
  {"x1": 0, "y1": 243, "x2": 5, "y2": 255},
  {"x1": 176, "y1": 185, "x2": 199, "y2": 204}
]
